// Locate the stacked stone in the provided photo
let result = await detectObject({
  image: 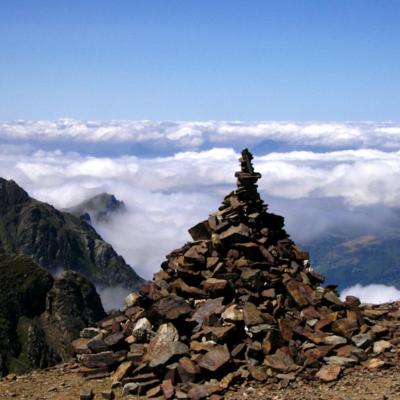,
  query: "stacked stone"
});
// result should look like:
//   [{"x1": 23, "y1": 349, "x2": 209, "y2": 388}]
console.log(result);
[{"x1": 73, "y1": 149, "x2": 400, "y2": 399}]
